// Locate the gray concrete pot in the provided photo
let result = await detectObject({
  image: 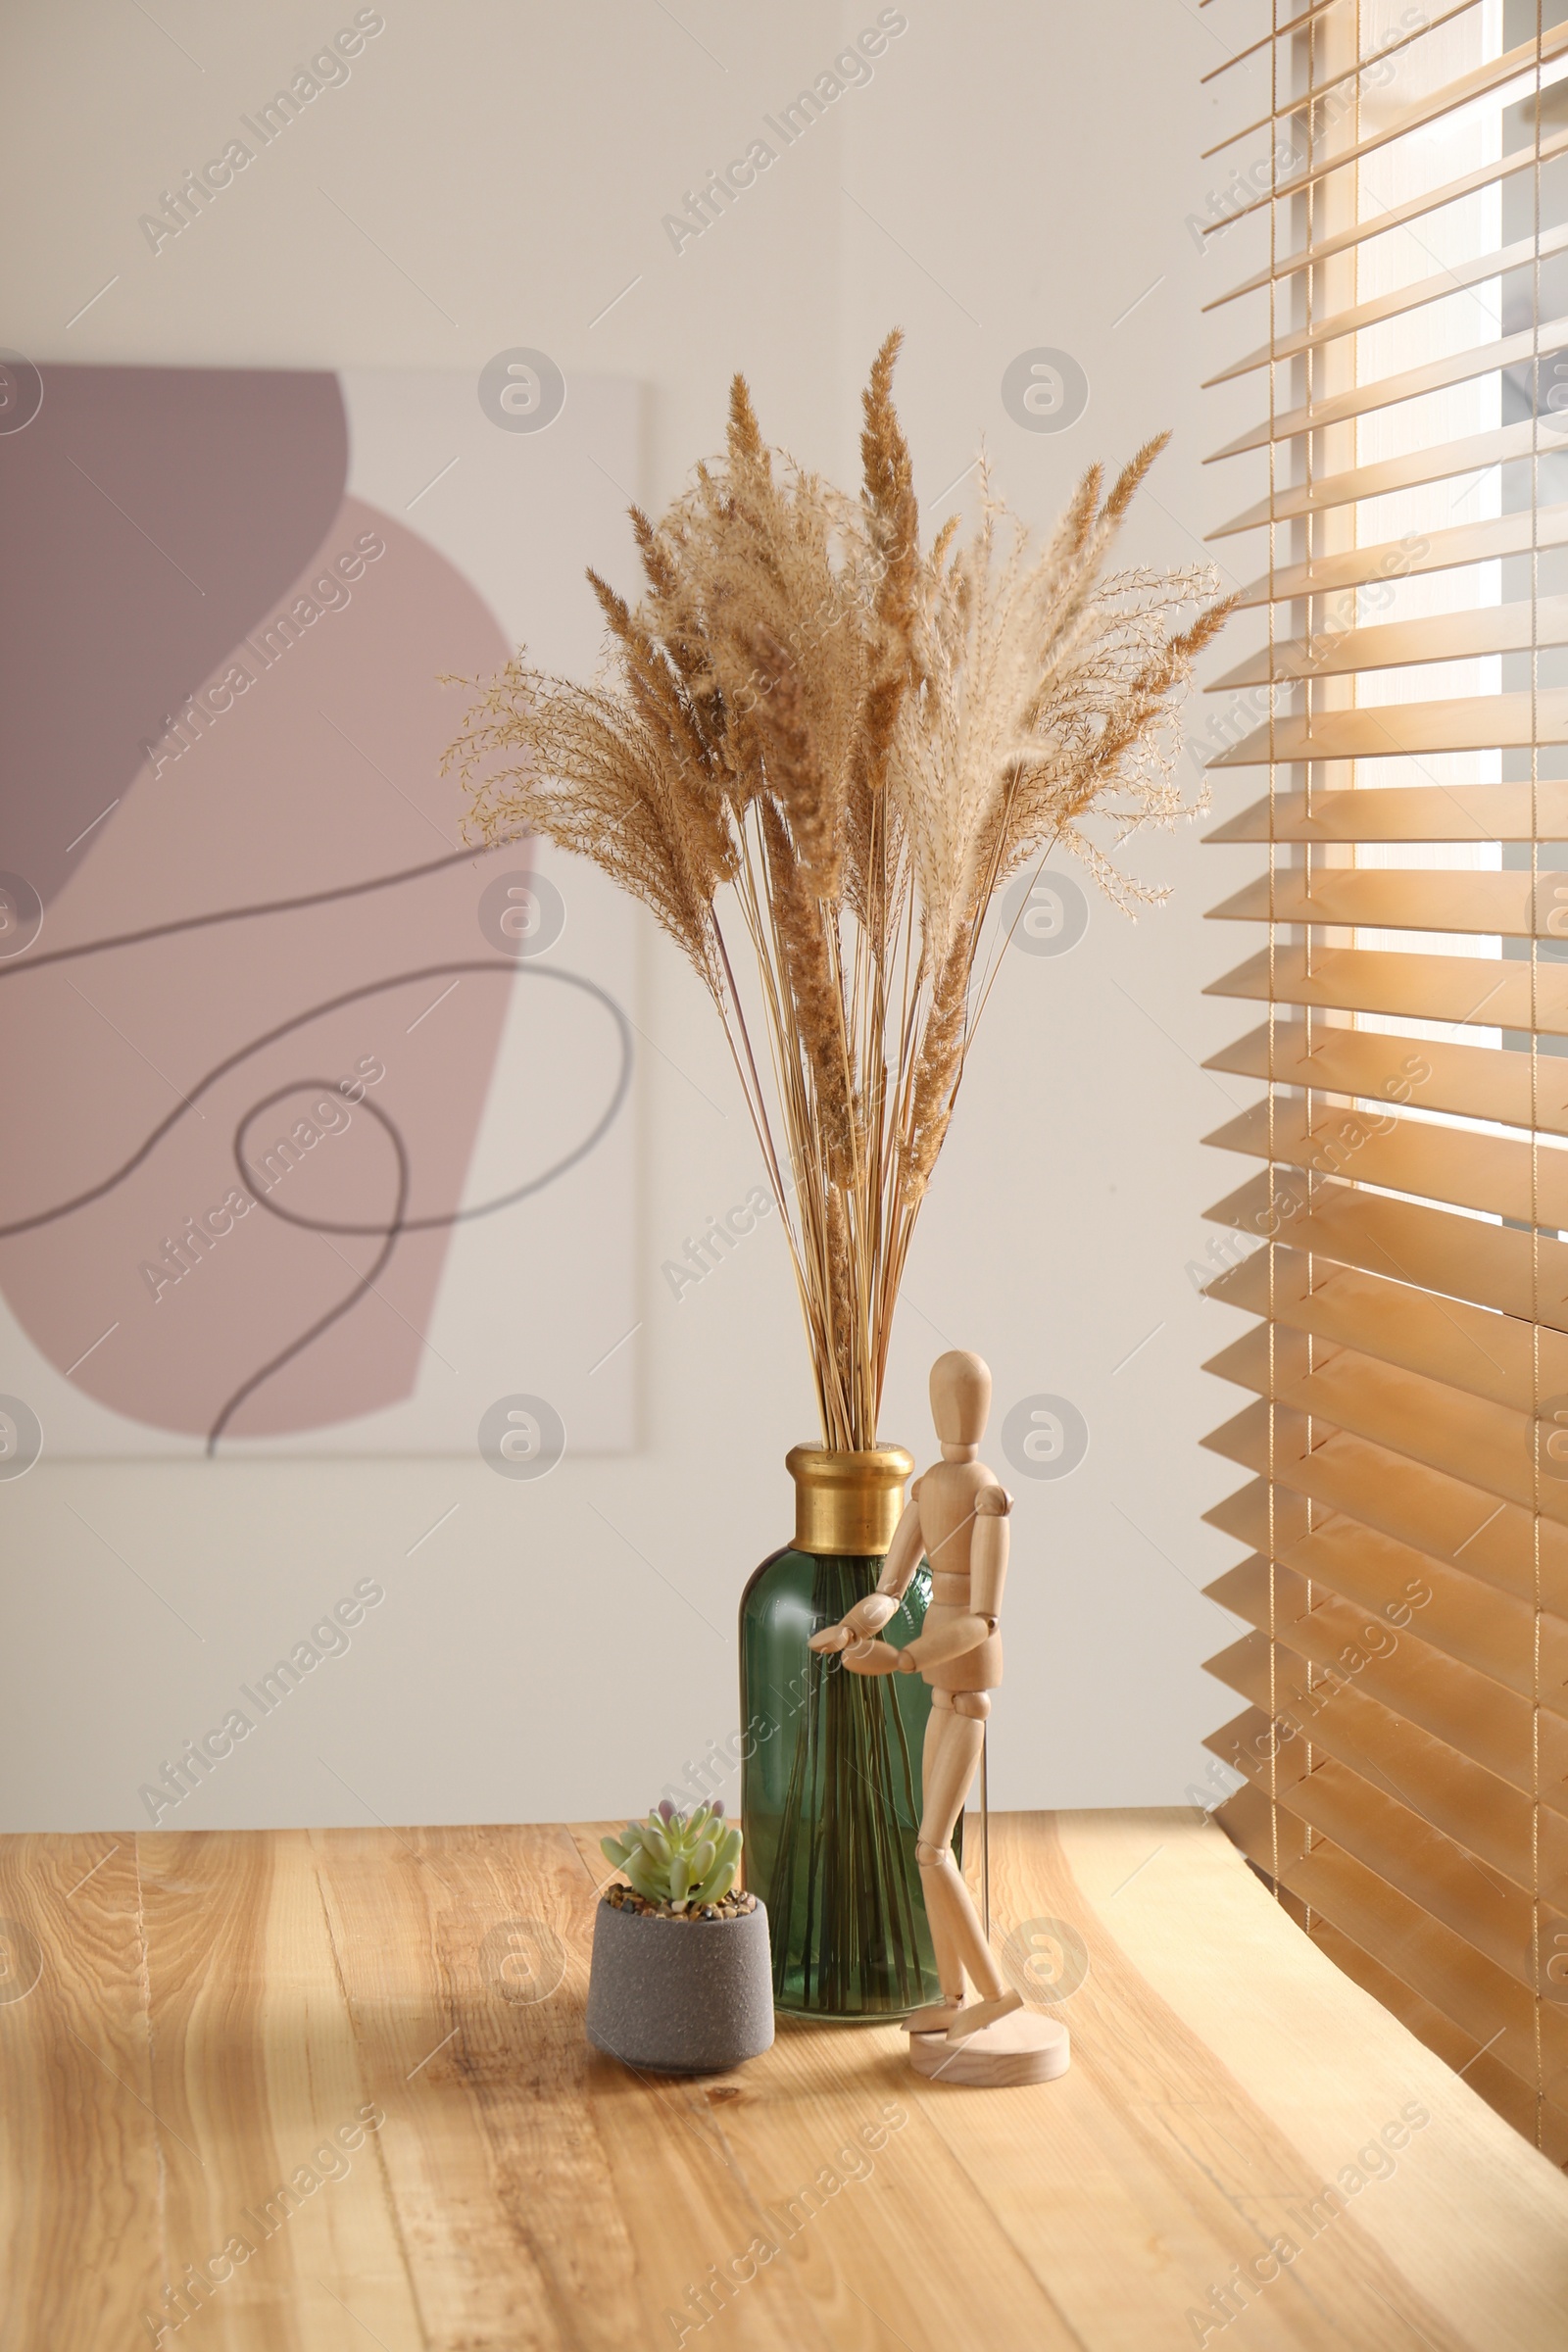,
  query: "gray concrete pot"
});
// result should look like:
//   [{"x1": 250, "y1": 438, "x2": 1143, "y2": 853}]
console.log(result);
[{"x1": 585, "y1": 1899, "x2": 774, "y2": 2075}]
